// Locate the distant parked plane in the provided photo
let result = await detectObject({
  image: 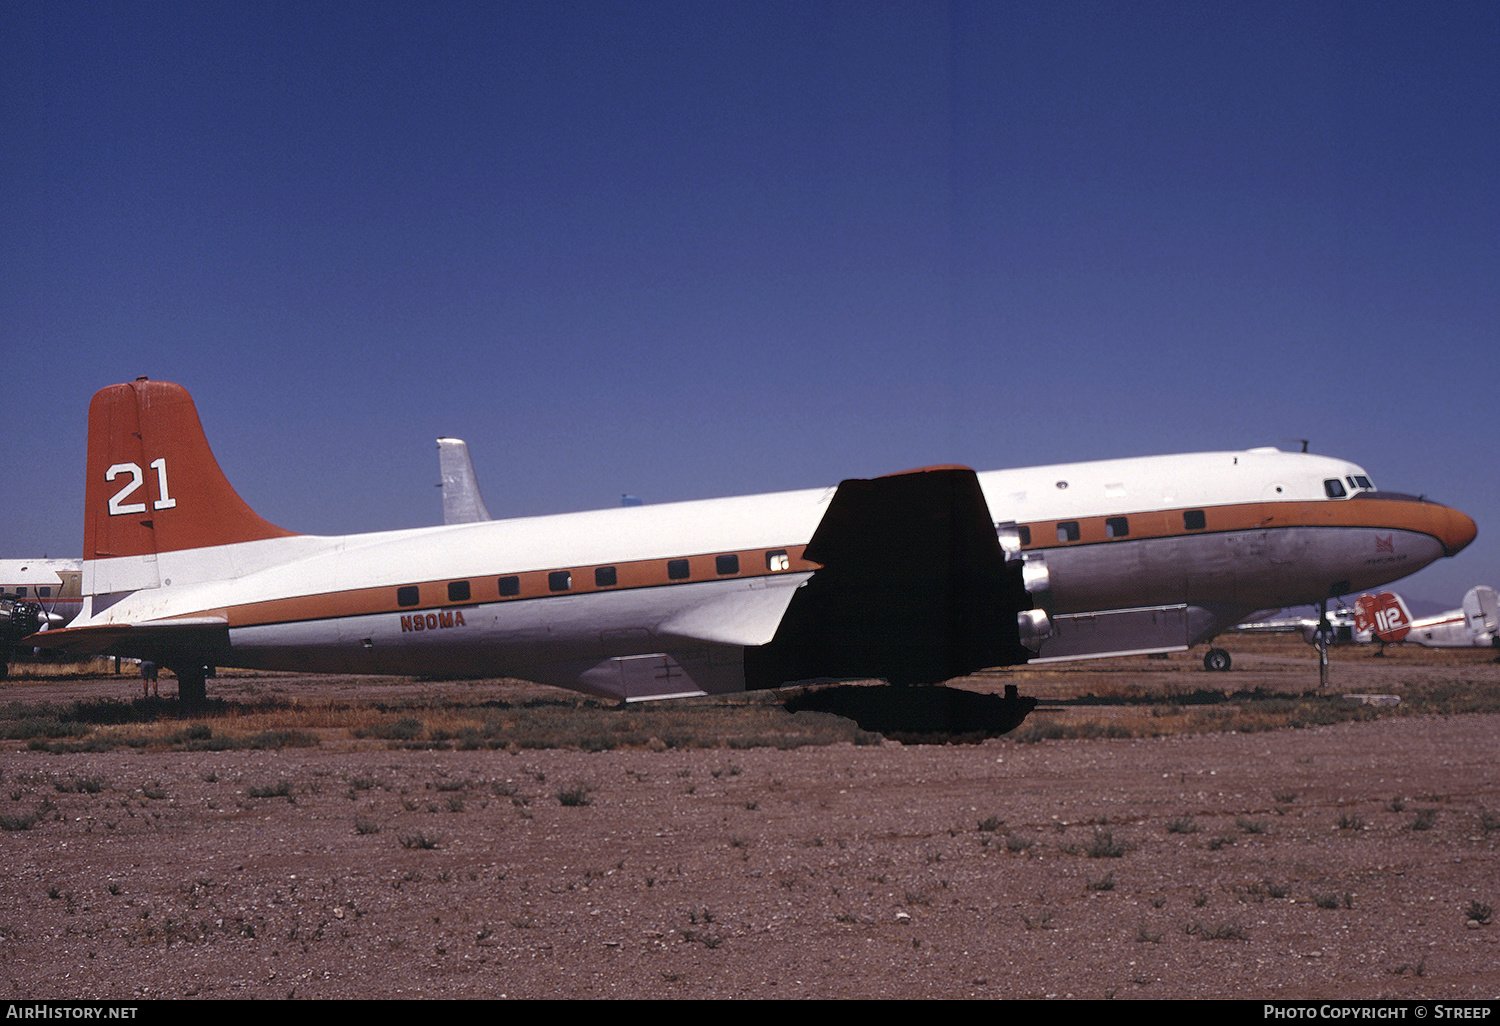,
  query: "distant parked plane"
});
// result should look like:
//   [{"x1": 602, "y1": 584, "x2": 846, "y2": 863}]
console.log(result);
[
  {"x1": 0, "y1": 559, "x2": 84, "y2": 627},
  {"x1": 1354, "y1": 587, "x2": 1499, "y2": 651}
]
